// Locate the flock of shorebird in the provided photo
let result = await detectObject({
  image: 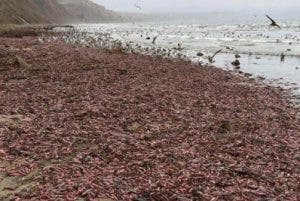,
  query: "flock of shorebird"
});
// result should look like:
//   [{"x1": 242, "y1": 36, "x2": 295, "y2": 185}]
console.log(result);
[
  {"x1": 43, "y1": 14, "x2": 298, "y2": 71},
  {"x1": 131, "y1": 1, "x2": 290, "y2": 66},
  {"x1": 56, "y1": 30, "x2": 191, "y2": 61}
]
